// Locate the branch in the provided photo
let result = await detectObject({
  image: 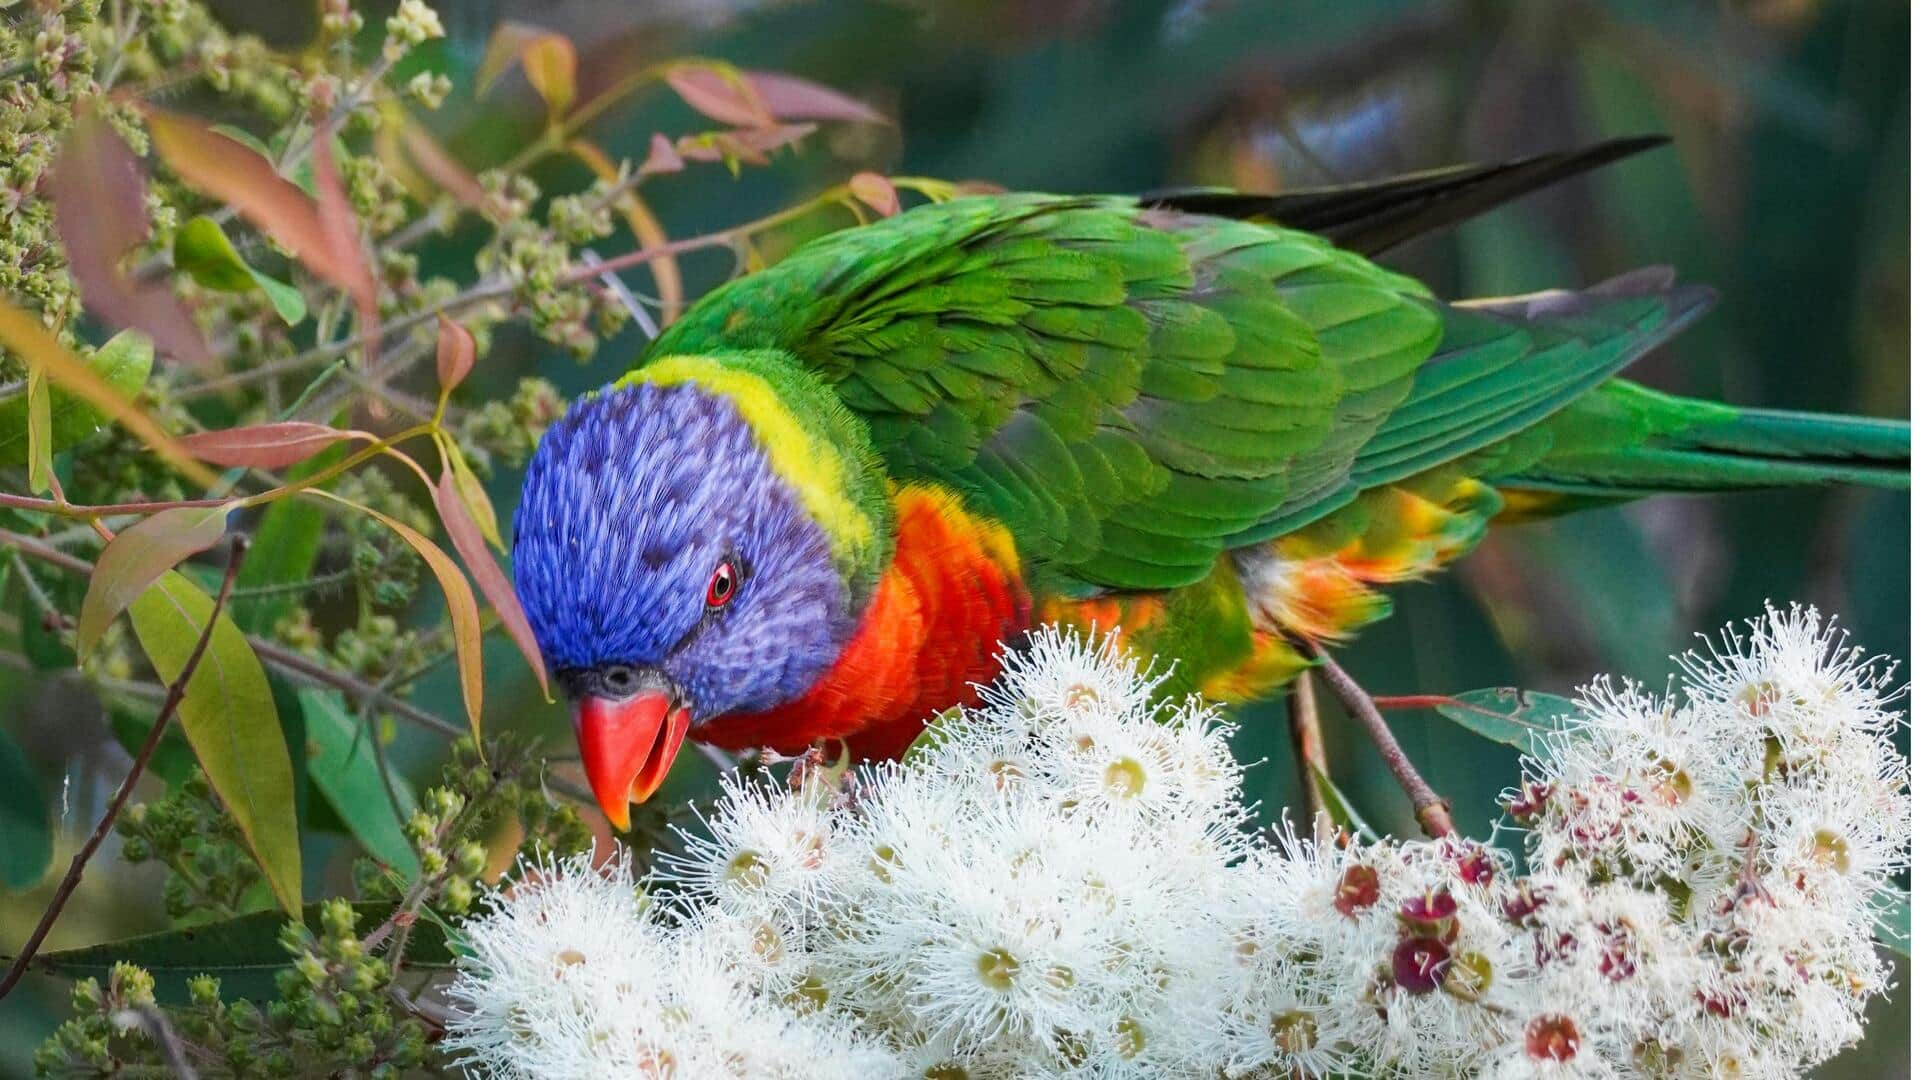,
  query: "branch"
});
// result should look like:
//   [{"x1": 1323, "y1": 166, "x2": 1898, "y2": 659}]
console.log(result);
[
  {"x1": 1303, "y1": 640, "x2": 1456, "y2": 839},
  {"x1": 0, "y1": 537, "x2": 248, "y2": 1001},
  {"x1": 1289, "y1": 674, "x2": 1332, "y2": 841}
]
